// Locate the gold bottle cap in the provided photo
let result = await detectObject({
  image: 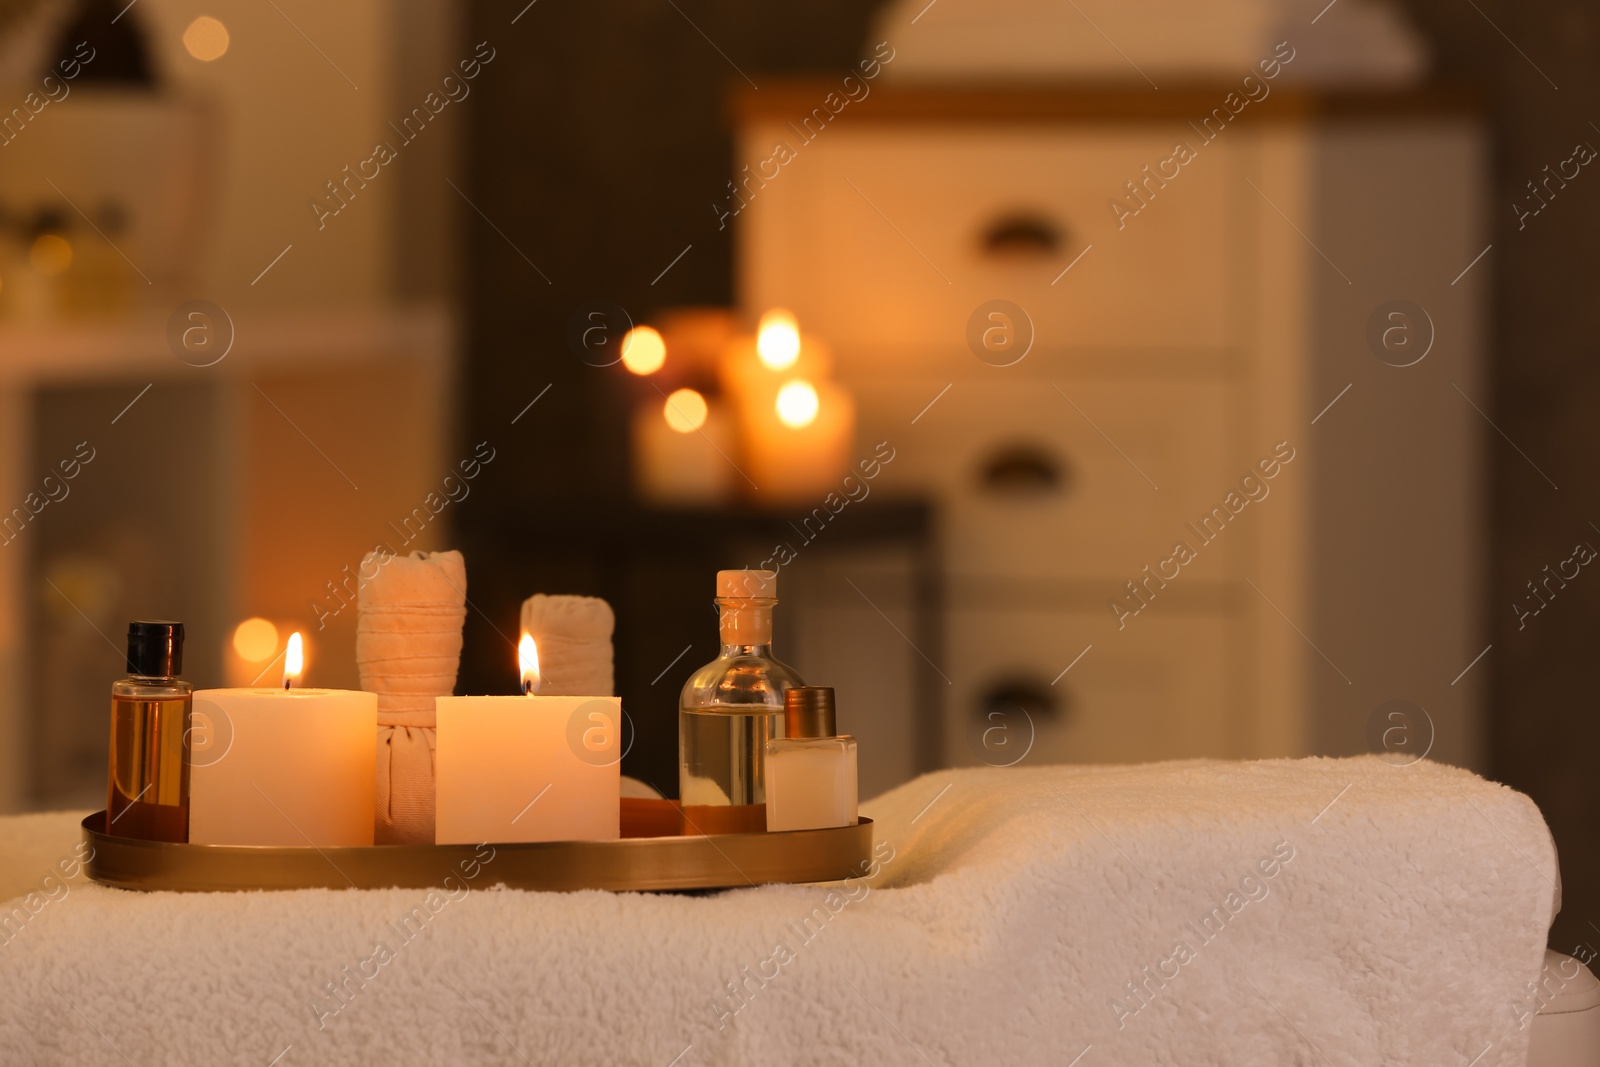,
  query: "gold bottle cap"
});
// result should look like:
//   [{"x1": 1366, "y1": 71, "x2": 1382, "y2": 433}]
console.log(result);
[{"x1": 784, "y1": 686, "x2": 836, "y2": 738}]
